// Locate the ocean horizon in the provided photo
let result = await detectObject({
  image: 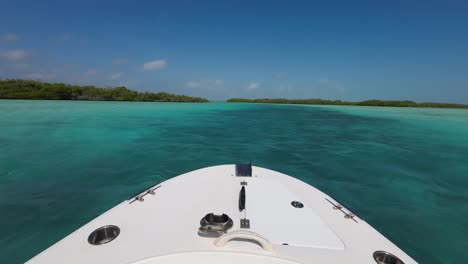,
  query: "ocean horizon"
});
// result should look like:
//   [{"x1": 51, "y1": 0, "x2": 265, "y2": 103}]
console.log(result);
[{"x1": 1, "y1": 100, "x2": 467, "y2": 263}]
